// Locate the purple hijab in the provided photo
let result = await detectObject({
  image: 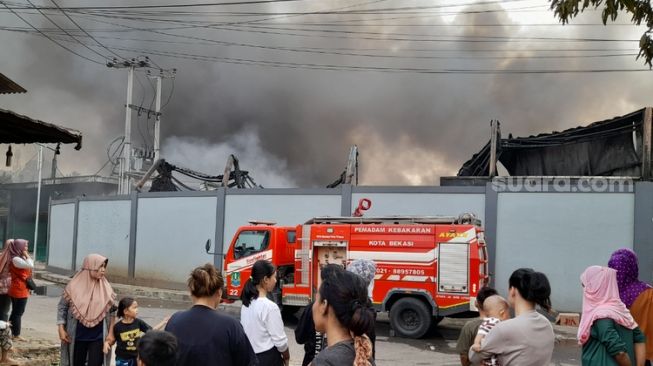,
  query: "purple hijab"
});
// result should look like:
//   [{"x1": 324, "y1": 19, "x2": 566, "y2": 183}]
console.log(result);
[{"x1": 608, "y1": 248, "x2": 652, "y2": 308}]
